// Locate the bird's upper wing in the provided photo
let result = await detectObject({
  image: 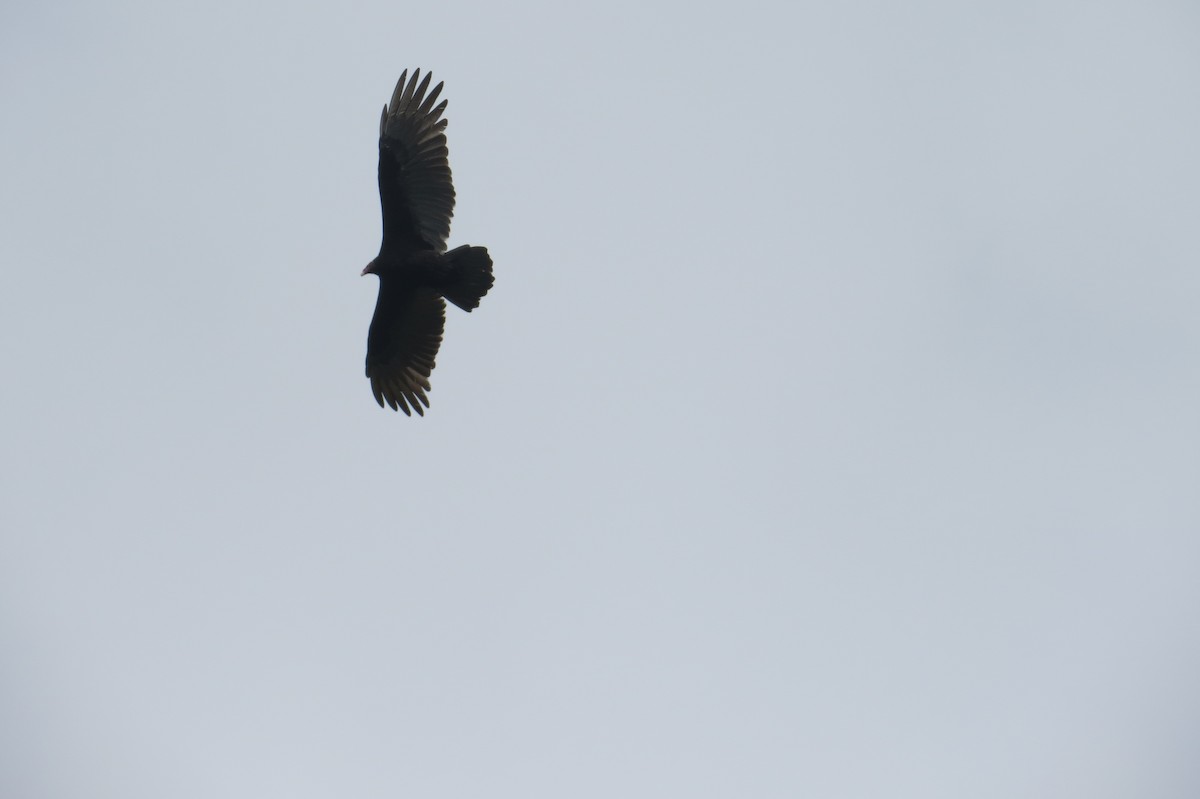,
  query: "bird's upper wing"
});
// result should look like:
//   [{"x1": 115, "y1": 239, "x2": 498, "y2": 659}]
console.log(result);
[
  {"x1": 364, "y1": 285, "x2": 446, "y2": 416},
  {"x1": 377, "y1": 69, "x2": 455, "y2": 256}
]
